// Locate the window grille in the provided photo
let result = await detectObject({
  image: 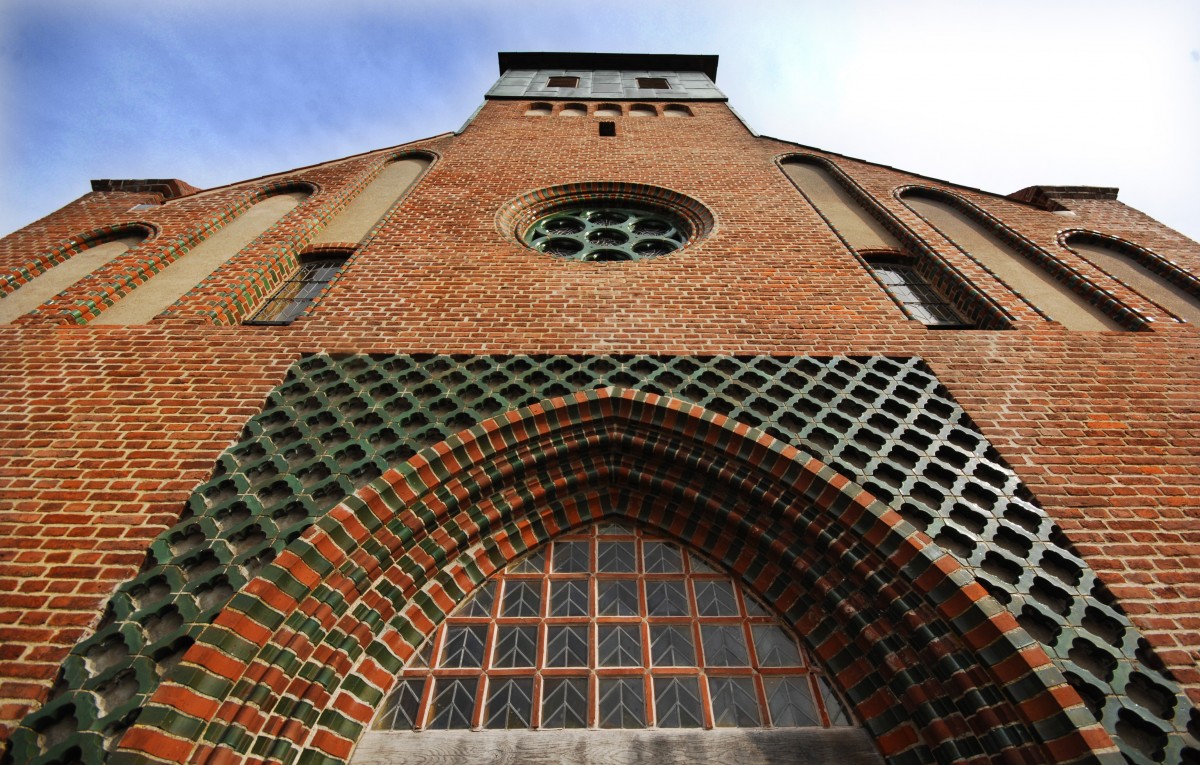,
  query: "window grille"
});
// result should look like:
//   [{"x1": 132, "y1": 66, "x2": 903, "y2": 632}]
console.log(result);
[
  {"x1": 245, "y1": 256, "x2": 346, "y2": 325},
  {"x1": 377, "y1": 521, "x2": 853, "y2": 731},
  {"x1": 524, "y1": 206, "x2": 688, "y2": 262},
  {"x1": 870, "y1": 259, "x2": 971, "y2": 328}
]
